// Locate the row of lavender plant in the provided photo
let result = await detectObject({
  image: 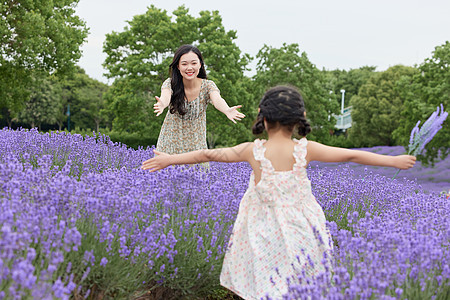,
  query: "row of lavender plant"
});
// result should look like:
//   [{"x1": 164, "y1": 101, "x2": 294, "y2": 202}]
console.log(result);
[
  {"x1": 280, "y1": 167, "x2": 450, "y2": 299},
  {"x1": 1, "y1": 128, "x2": 449, "y2": 299},
  {"x1": 0, "y1": 128, "x2": 250, "y2": 298},
  {"x1": 0, "y1": 128, "x2": 150, "y2": 177},
  {"x1": 310, "y1": 145, "x2": 450, "y2": 195}
]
